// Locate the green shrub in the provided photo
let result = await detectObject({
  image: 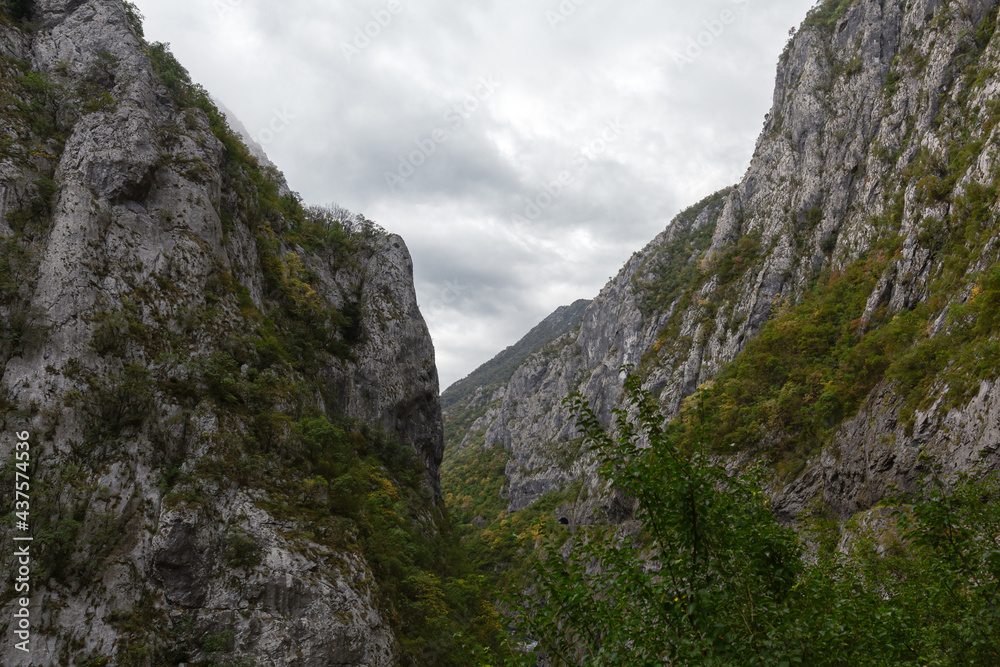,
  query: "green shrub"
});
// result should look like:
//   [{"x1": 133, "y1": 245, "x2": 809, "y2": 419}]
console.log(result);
[
  {"x1": 224, "y1": 531, "x2": 261, "y2": 570},
  {"x1": 16, "y1": 70, "x2": 63, "y2": 142},
  {"x1": 713, "y1": 230, "x2": 762, "y2": 288},
  {"x1": 122, "y1": 1, "x2": 144, "y2": 37},
  {"x1": 512, "y1": 378, "x2": 802, "y2": 664},
  {"x1": 84, "y1": 364, "x2": 156, "y2": 444},
  {"x1": 884, "y1": 68, "x2": 902, "y2": 97},
  {"x1": 0, "y1": 239, "x2": 32, "y2": 304},
  {"x1": 74, "y1": 51, "x2": 119, "y2": 115},
  {"x1": 34, "y1": 515, "x2": 83, "y2": 580},
  {"x1": 90, "y1": 302, "x2": 148, "y2": 357},
  {"x1": 105, "y1": 593, "x2": 165, "y2": 666},
  {"x1": 1, "y1": 0, "x2": 31, "y2": 23},
  {"x1": 6, "y1": 175, "x2": 56, "y2": 236},
  {"x1": 0, "y1": 304, "x2": 48, "y2": 360},
  {"x1": 508, "y1": 376, "x2": 1000, "y2": 665},
  {"x1": 803, "y1": 0, "x2": 856, "y2": 32},
  {"x1": 201, "y1": 629, "x2": 235, "y2": 654},
  {"x1": 147, "y1": 43, "x2": 194, "y2": 105},
  {"x1": 80, "y1": 90, "x2": 116, "y2": 114}
]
